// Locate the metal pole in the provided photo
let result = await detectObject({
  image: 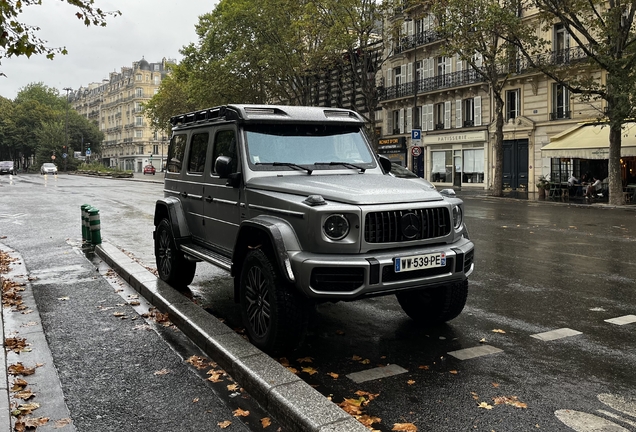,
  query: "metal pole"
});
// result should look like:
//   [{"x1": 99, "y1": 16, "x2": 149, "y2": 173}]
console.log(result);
[{"x1": 63, "y1": 87, "x2": 72, "y2": 172}]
